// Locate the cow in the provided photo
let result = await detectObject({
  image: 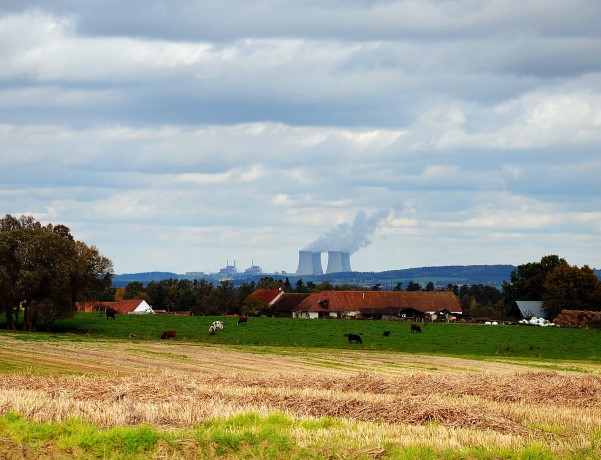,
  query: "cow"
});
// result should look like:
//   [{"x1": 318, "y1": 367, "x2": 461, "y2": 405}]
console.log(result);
[
  {"x1": 344, "y1": 333, "x2": 363, "y2": 344},
  {"x1": 209, "y1": 325, "x2": 216, "y2": 335},
  {"x1": 237, "y1": 315, "x2": 248, "y2": 325},
  {"x1": 383, "y1": 330, "x2": 391, "y2": 336},
  {"x1": 410, "y1": 324, "x2": 422, "y2": 333},
  {"x1": 106, "y1": 308, "x2": 116, "y2": 320},
  {"x1": 161, "y1": 330, "x2": 177, "y2": 339},
  {"x1": 211, "y1": 321, "x2": 224, "y2": 330}
]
